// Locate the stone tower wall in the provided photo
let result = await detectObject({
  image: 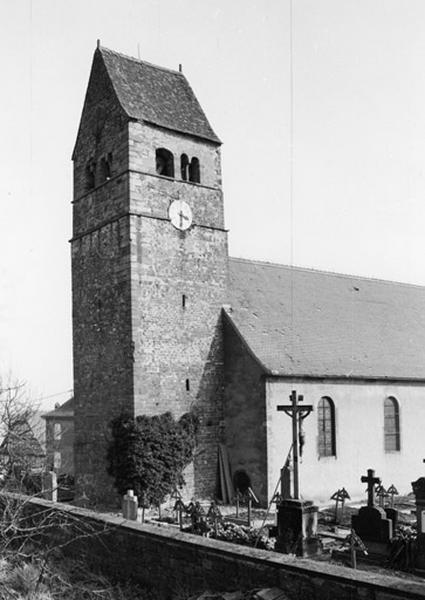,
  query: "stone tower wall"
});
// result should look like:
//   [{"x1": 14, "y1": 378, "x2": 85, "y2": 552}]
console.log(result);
[
  {"x1": 72, "y1": 53, "x2": 227, "y2": 502},
  {"x1": 128, "y1": 122, "x2": 228, "y2": 498},
  {"x1": 72, "y1": 52, "x2": 134, "y2": 502}
]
